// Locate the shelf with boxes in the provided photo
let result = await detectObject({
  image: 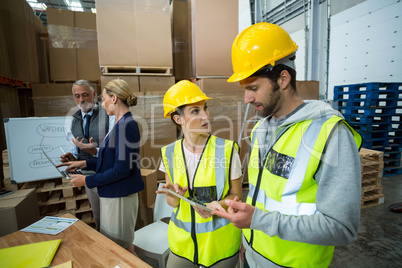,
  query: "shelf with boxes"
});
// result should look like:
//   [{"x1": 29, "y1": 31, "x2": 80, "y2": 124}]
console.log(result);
[
  {"x1": 334, "y1": 82, "x2": 402, "y2": 176},
  {"x1": 19, "y1": 178, "x2": 94, "y2": 225},
  {"x1": 359, "y1": 148, "x2": 385, "y2": 208}
]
